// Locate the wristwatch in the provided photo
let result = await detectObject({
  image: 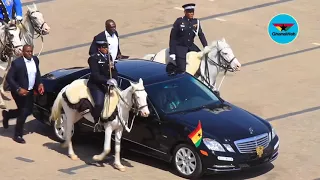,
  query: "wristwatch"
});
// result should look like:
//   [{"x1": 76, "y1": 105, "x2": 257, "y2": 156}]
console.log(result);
[{"x1": 16, "y1": 87, "x2": 21, "y2": 93}]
